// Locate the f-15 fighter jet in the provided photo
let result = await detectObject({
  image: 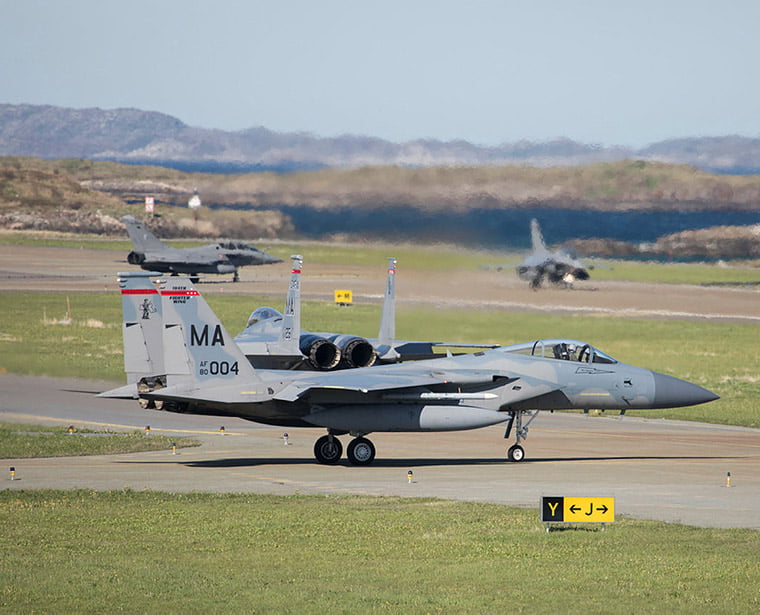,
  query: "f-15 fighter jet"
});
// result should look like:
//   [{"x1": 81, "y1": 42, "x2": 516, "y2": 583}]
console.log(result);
[
  {"x1": 234, "y1": 256, "x2": 499, "y2": 370},
  {"x1": 127, "y1": 276, "x2": 717, "y2": 465}
]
